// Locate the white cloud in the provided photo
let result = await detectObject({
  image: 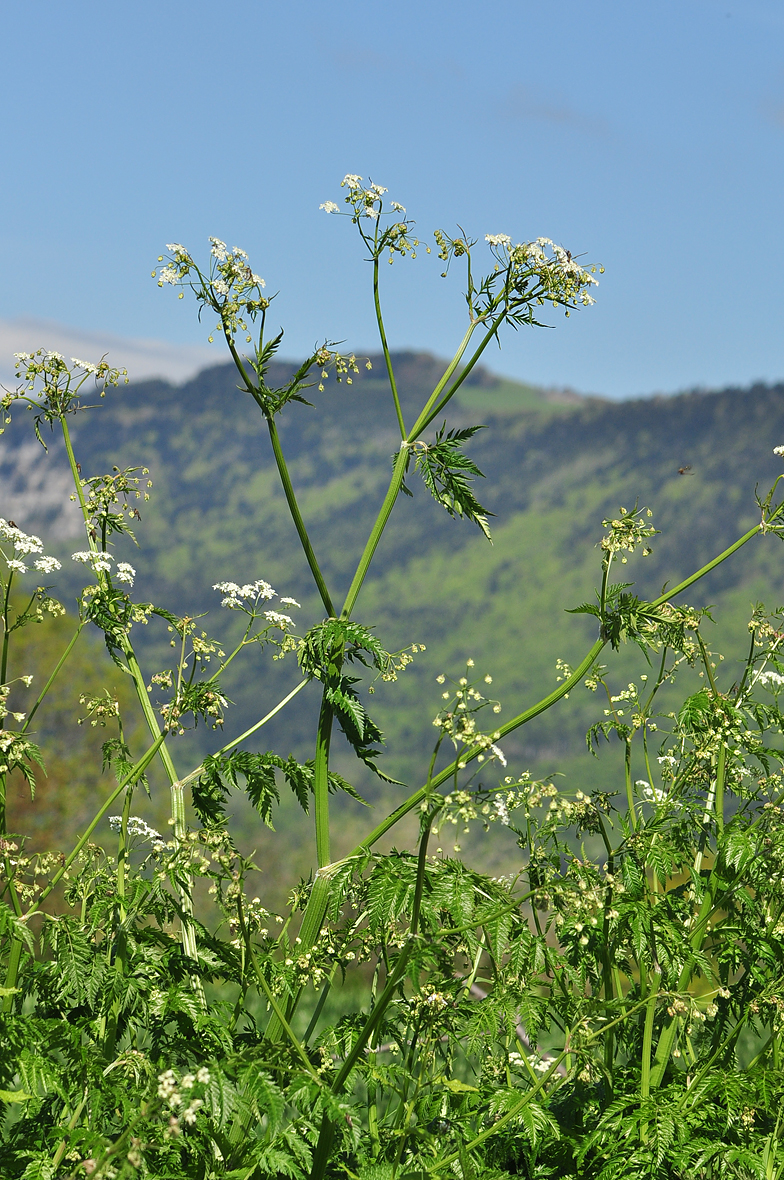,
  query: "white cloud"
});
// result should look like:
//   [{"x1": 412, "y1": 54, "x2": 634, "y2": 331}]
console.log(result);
[{"x1": 0, "y1": 316, "x2": 217, "y2": 387}]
